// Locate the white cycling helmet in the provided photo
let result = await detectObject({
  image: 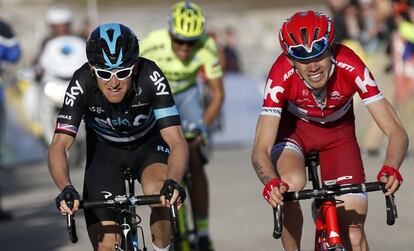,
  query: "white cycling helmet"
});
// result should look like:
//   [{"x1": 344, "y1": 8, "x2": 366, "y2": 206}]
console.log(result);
[{"x1": 46, "y1": 5, "x2": 73, "y2": 25}]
